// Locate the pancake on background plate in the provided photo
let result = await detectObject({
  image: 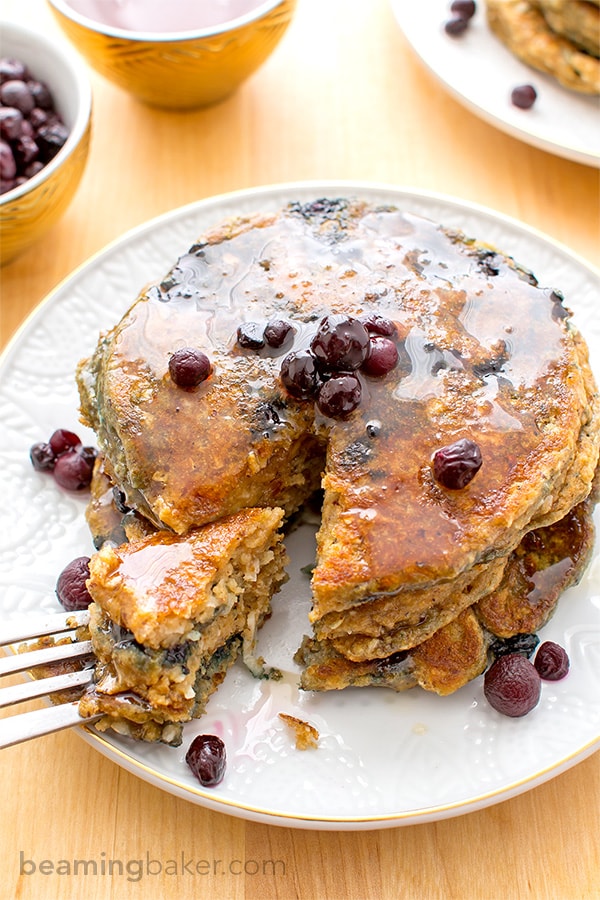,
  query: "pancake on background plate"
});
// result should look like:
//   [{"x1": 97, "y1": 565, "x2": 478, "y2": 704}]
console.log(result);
[{"x1": 486, "y1": 0, "x2": 600, "y2": 94}]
